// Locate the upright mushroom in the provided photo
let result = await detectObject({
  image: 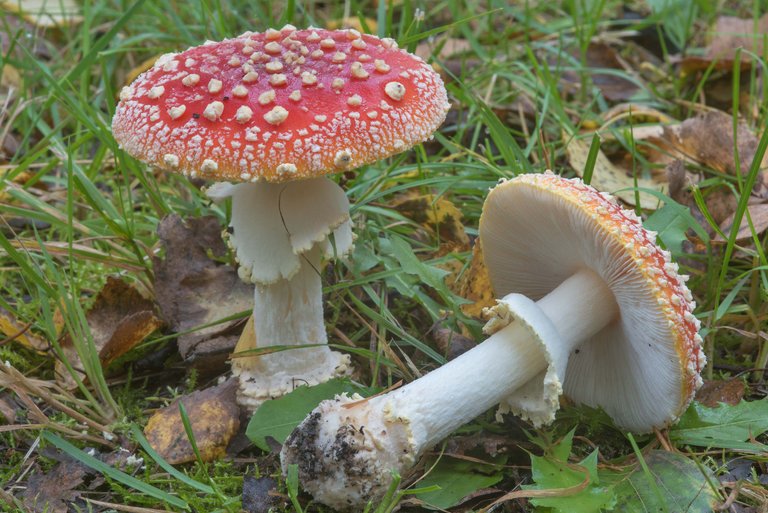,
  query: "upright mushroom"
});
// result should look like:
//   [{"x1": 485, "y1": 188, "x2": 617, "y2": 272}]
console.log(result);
[
  {"x1": 112, "y1": 26, "x2": 450, "y2": 409},
  {"x1": 281, "y1": 172, "x2": 706, "y2": 509}
]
